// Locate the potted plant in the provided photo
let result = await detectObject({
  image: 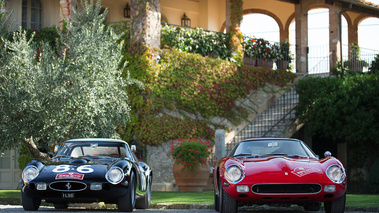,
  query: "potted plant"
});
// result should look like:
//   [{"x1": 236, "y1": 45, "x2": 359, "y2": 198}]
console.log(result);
[
  {"x1": 276, "y1": 41, "x2": 292, "y2": 70},
  {"x1": 243, "y1": 37, "x2": 275, "y2": 68},
  {"x1": 169, "y1": 137, "x2": 213, "y2": 192},
  {"x1": 343, "y1": 43, "x2": 368, "y2": 71}
]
